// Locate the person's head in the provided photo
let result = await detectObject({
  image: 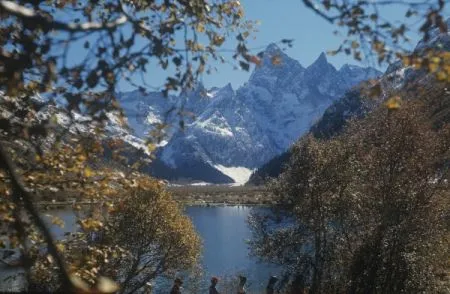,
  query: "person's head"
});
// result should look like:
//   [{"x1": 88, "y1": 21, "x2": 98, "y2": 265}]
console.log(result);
[
  {"x1": 239, "y1": 275, "x2": 247, "y2": 287},
  {"x1": 174, "y1": 278, "x2": 183, "y2": 286},
  {"x1": 268, "y1": 276, "x2": 278, "y2": 286},
  {"x1": 211, "y1": 276, "x2": 219, "y2": 286}
]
